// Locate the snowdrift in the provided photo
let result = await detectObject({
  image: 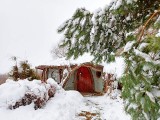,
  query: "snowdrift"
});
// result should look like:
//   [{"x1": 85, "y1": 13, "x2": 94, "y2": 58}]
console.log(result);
[{"x1": 0, "y1": 78, "x2": 84, "y2": 120}]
